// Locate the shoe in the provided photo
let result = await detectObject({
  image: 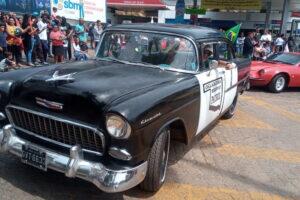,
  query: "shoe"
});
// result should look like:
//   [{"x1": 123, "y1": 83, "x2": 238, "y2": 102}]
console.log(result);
[
  {"x1": 42, "y1": 62, "x2": 49, "y2": 65},
  {"x1": 27, "y1": 62, "x2": 35, "y2": 66}
]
